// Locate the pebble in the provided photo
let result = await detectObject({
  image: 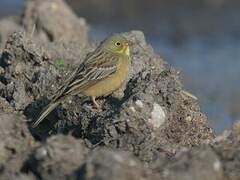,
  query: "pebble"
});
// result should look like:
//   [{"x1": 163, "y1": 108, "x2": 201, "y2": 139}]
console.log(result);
[
  {"x1": 150, "y1": 103, "x2": 166, "y2": 128},
  {"x1": 129, "y1": 106, "x2": 136, "y2": 113},
  {"x1": 135, "y1": 100, "x2": 144, "y2": 108}
]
